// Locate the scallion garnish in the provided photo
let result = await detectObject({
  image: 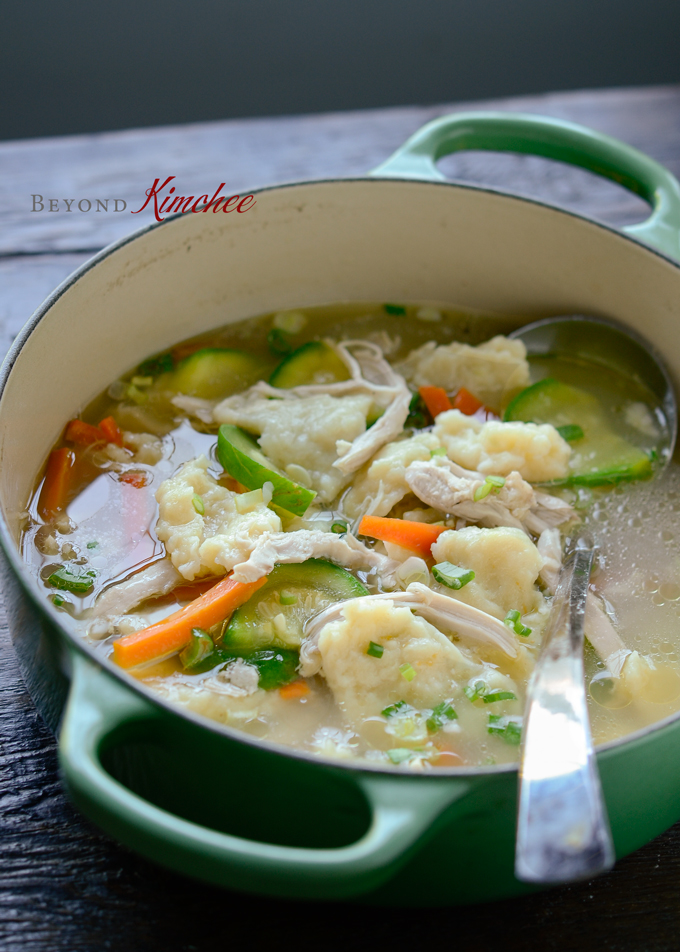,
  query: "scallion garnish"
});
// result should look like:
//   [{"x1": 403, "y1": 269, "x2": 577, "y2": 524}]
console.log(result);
[
  {"x1": 432, "y1": 561, "x2": 475, "y2": 590},
  {"x1": 86, "y1": 541, "x2": 98, "y2": 549},
  {"x1": 399, "y1": 662, "x2": 416, "y2": 682},
  {"x1": 366, "y1": 641, "x2": 384, "y2": 658},
  {"x1": 331, "y1": 521, "x2": 348, "y2": 534},
  {"x1": 482, "y1": 690, "x2": 517, "y2": 704},
  {"x1": 473, "y1": 475, "x2": 506, "y2": 502},
  {"x1": 267, "y1": 327, "x2": 293, "y2": 356},
  {"x1": 556, "y1": 424, "x2": 585, "y2": 443},
  {"x1": 279, "y1": 590, "x2": 298, "y2": 606},
  {"x1": 387, "y1": 748, "x2": 412, "y2": 764},
  {"x1": 464, "y1": 680, "x2": 488, "y2": 703},
  {"x1": 384, "y1": 303, "x2": 407, "y2": 316},
  {"x1": 192, "y1": 493, "x2": 205, "y2": 515},
  {"x1": 382, "y1": 700, "x2": 411, "y2": 718},
  {"x1": 487, "y1": 714, "x2": 522, "y2": 745},
  {"x1": 52, "y1": 594, "x2": 65, "y2": 607},
  {"x1": 426, "y1": 700, "x2": 458, "y2": 733},
  {"x1": 430, "y1": 447, "x2": 447, "y2": 458},
  {"x1": 48, "y1": 564, "x2": 97, "y2": 595},
  {"x1": 503, "y1": 609, "x2": 532, "y2": 637}
]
